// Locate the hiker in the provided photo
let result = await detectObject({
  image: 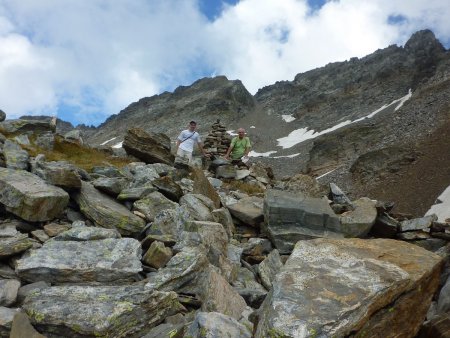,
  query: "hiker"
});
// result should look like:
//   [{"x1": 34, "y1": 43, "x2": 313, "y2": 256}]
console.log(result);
[
  {"x1": 225, "y1": 128, "x2": 251, "y2": 165},
  {"x1": 175, "y1": 120, "x2": 208, "y2": 163}
]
